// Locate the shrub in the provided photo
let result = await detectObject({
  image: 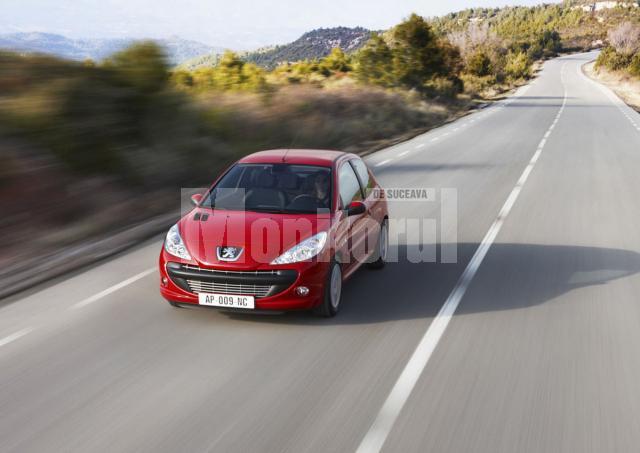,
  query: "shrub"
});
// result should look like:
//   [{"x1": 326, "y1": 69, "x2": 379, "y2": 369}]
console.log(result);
[
  {"x1": 595, "y1": 46, "x2": 633, "y2": 71},
  {"x1": 466, "y1": 50, "x2": 493, "y2": 76},
  {"x1": 629, "y1": 54, "x2": 640, "y2": 77},
  {"x1": 505, "y1": 51, "x2": 531, "y2": 79},
  {"x1": 354, "y1": 33, "x2": 394, "y2": 87},
  {"x1": 422, "y1": 76, "x2": 464, "y2": 99},
  {"x1": 608, "y1": 22, "x2": 640, "y2": 56},
  {"x1": 103, "y1": 41, "x2": 168, "y2": 94}
]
